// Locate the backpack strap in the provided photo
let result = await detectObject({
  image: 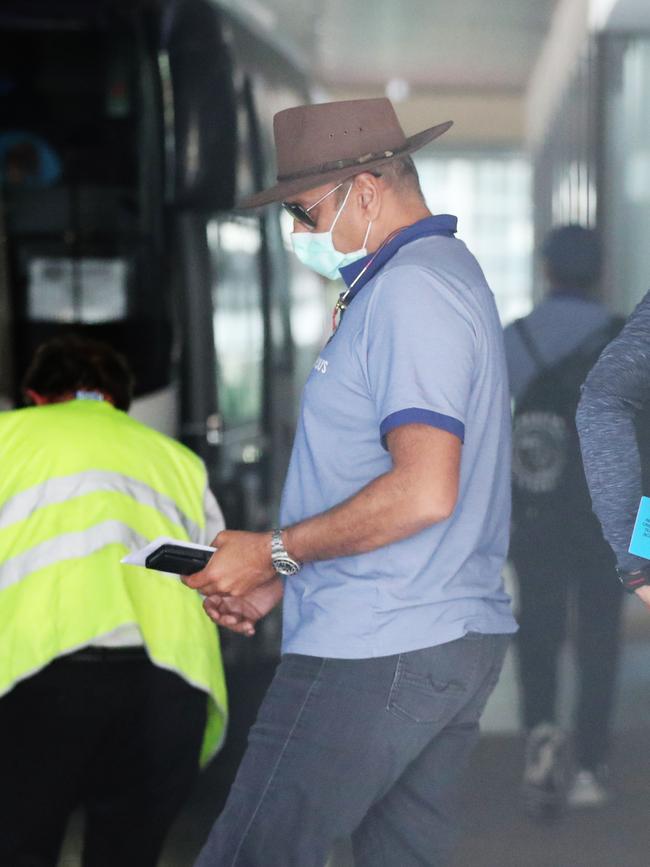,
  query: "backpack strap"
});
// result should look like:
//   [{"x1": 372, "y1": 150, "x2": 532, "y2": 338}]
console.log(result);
[
  {"x1": 515, "y1": 315, "x2": 624, "y2": 382},
  {"x1": 514, "y1": 317, "x2": 548, "y2": 374}
]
